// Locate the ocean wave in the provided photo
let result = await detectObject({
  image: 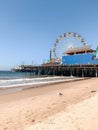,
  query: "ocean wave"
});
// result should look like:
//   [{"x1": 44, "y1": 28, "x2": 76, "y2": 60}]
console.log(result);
[{"x1": 0, "y1": 76, "x2": 76, "y2": 88}]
